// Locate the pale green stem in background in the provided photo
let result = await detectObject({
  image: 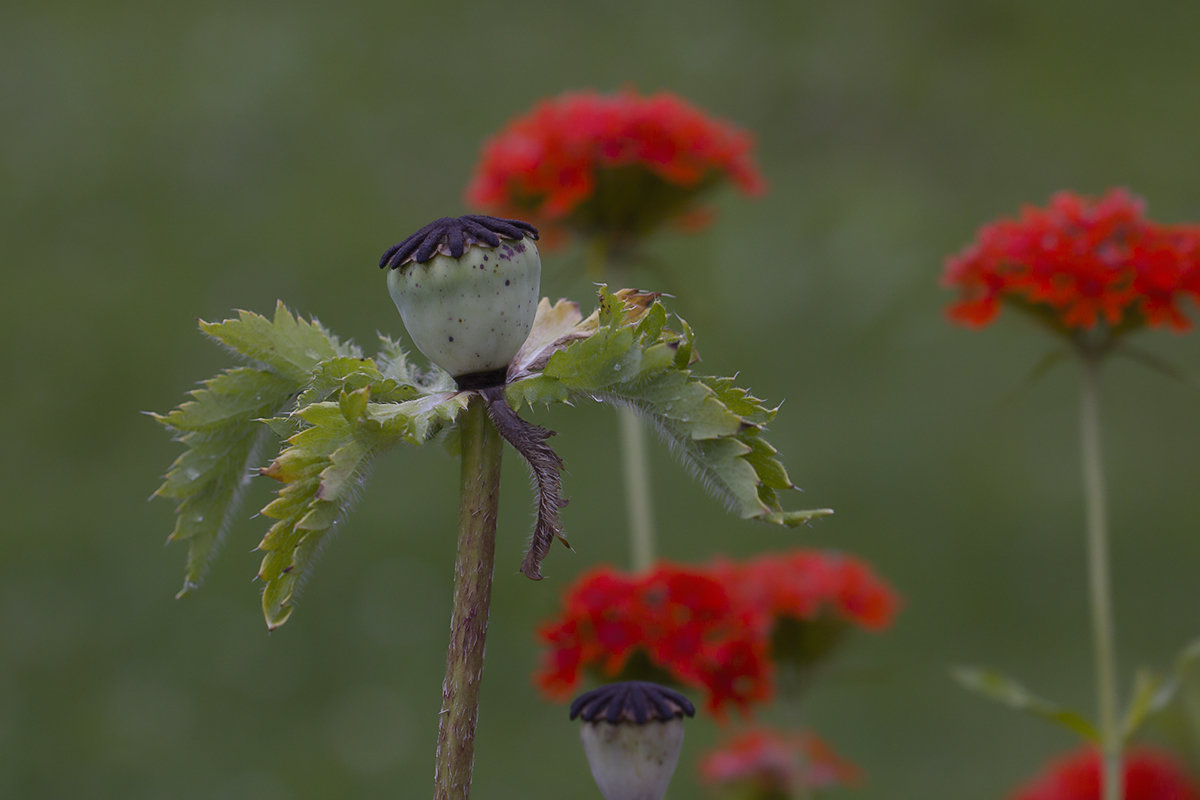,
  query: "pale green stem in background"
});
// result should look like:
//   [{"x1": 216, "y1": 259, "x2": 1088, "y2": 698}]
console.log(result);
[
  {"x1": 434, "y1": 395, "x2": 503, "y2": 800},
  {"x1": 1079, "y1": 355, "x2": 1122, "y2": 800},
  {"x1": 588, "y1": 236, "x2": 658, "y2": 571},
  {"x1": 618, "y1": 404, "x2": 655, "y2": 571},
  {"x1": 586, "y1": 236, "x2": 609, "y2": 281}
]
